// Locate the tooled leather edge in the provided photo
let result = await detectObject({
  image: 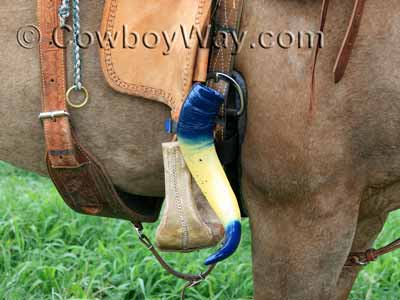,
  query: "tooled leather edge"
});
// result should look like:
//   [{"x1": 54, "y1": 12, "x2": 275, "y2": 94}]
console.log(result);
[
  {"x1": 178, "y1": 0, "x2": 208, "y2": 117},
  {"x1": 99, "y1": 0, "x2": 208, "y2": 117},
  {"x1": 38, "y1": 0, "x2": 80, "y2": 168}
]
